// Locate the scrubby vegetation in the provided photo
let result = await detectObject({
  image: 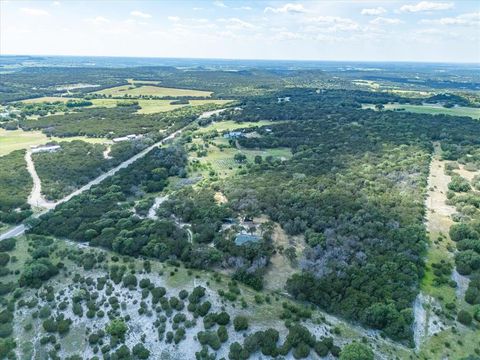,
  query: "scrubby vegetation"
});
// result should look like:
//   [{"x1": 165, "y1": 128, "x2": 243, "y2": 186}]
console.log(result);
[{"x1": 1, "y1": 61, "x2": 479, "y2": 359}]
